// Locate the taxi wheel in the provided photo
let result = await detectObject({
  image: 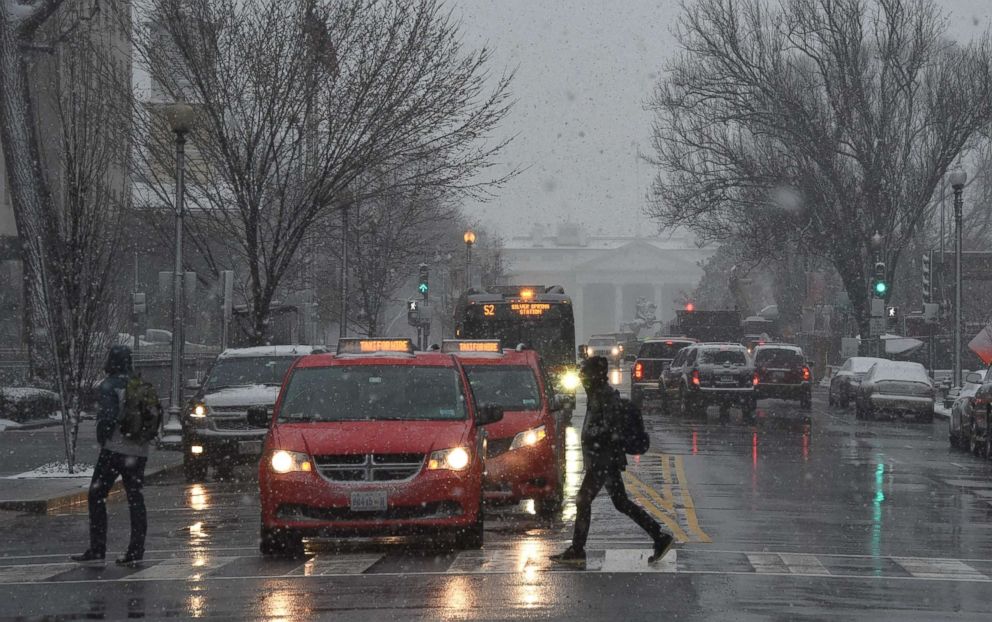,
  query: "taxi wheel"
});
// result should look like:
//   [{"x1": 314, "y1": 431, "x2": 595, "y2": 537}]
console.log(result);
[
  {"x1": 455, "y1": 500, "x2": 485, "y2": 550},
  {"x1": 260, "y1": 526, "x2": 304, "y2": 558}
]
